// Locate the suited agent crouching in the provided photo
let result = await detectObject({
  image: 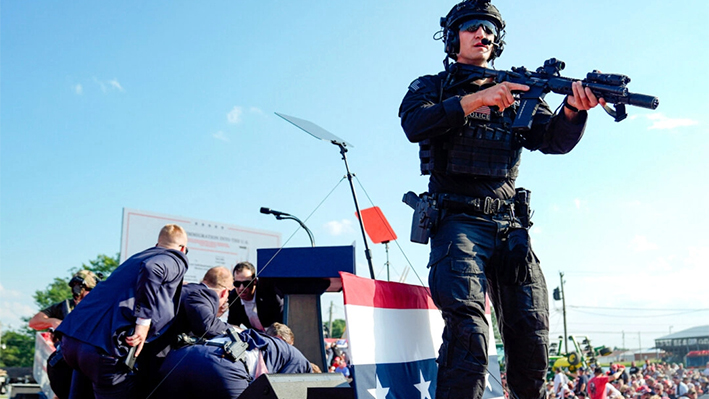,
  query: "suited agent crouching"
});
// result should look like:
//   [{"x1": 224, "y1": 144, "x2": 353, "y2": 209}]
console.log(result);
[
  {"x1": 56, "y1": 224, "x2": 189, "y2": 399},
  {"x1": 152, "y1": 323, "x2": 313, "y2": 399},
  {"x1": 171, "y1": 266, "x2": 234, "y2": 341},
  {"x1": 227, "y1": 261, "x2": 284, "y2": 331}
]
